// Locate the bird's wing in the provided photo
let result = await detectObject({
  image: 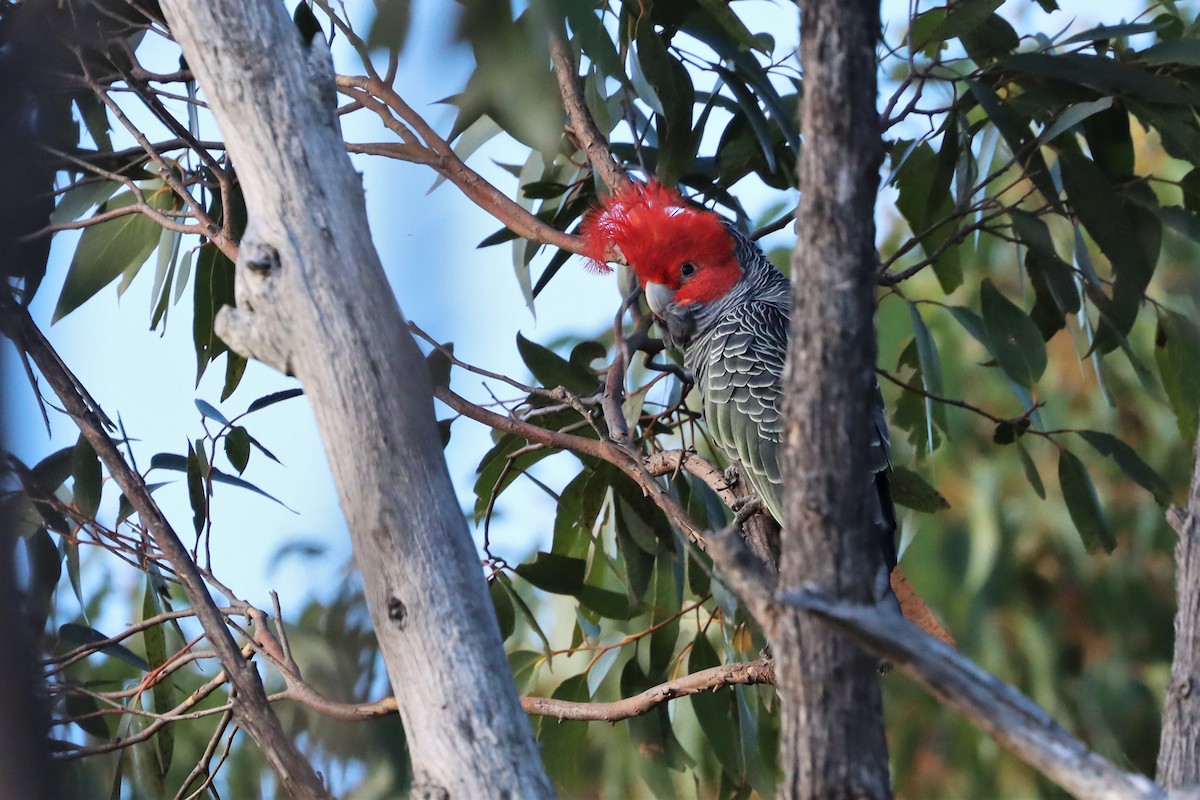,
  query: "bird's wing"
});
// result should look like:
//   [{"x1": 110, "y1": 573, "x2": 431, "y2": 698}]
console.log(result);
[{"x1": 699, "y1": 302, "x2": 788, "y2": 521}]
